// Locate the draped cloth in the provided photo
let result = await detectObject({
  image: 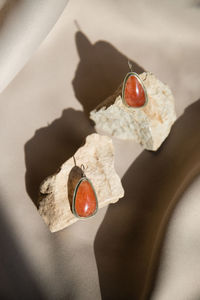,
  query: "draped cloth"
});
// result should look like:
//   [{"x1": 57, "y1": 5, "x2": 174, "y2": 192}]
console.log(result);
[{"x1": 0, "y1": 1, "x2": 200, "y2": 299}]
